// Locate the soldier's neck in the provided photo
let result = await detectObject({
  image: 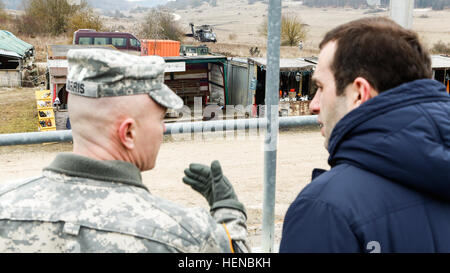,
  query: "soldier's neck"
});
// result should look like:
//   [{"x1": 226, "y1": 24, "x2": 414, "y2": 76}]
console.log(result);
[{"x1": 72, "y1": 137, "x2": 131, "y2": 164}]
